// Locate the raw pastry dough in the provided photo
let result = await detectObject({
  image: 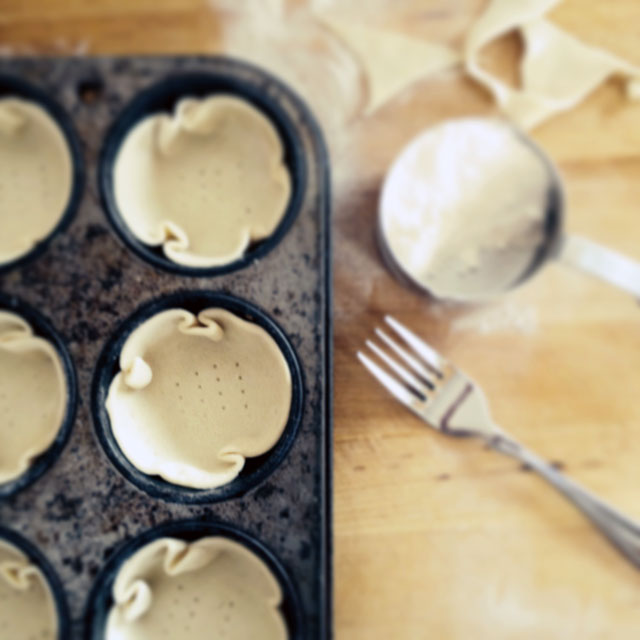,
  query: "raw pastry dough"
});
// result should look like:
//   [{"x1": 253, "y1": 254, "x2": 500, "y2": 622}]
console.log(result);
[
  {"x1": 465, "y1": 0, "x2": 640, "y2": 129},
  {"x1": 317, "y1": 18, "x2": 460, "y2": 114},
  {"x1": 0, "y1": 98, "x2": 73, "y2": 265},
  {"x1": 106, "y1": 308, "x2": 292, "y2": 489},
  {"x1": 105, "y1": 536, "x2": 287, "y2": 640},
  {"x1": 0, "y1": 311, "x2": 67, "y2": 483},
  {"x1": 113, "y1": 95, "x2": 291, "y2": 267},
  {"x1": 0, "y1": 538, "x2": 58, "y2": 639}
]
